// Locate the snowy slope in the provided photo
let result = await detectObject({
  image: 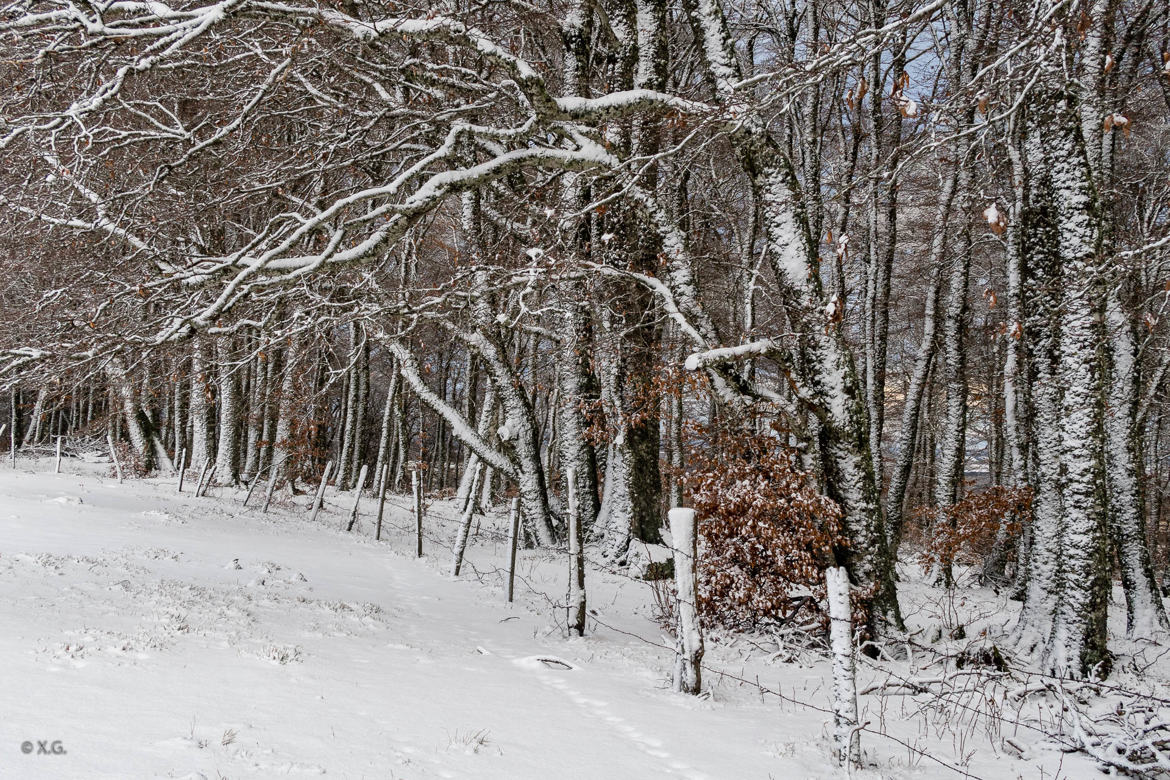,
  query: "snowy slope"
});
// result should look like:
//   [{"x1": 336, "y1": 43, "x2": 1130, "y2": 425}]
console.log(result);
[{"x1": 0, "y1": 458, "x2": 1113, "y2": 779}]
